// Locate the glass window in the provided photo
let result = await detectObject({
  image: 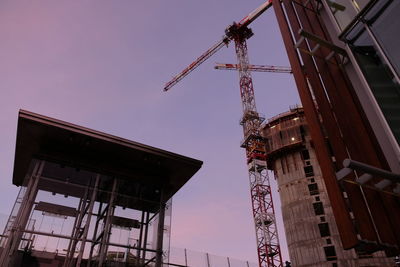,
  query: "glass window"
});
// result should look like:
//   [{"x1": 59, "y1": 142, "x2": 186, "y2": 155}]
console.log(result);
[
  {"x1": 292, "y1": 154, "x2": 298, "y2": 170},
  {"x1": 300, "y1": 125, "x2": 306, "y2": 141},
  {"x1": 301, "y1": 149, "x2": 310, "y2": 160},
  {"x1": 304, "y1": 165, "x2": 314, "y2": 177},
  {"x1": 319, "y1": 223, "x2": 331, "y2": 237},
  {"x1": 370, "y1": 1, "x2": 400, "y2": 78},
  {"x1": 326, "y1": 0, "x2": 373, "y2": 31},
  {"x1": 327, "y1": 0, "x2": 357, "y2": 30},
  {"x1": 324, "y1": 246, "x2": 337, "y2": 261},
  {"x1": 281, "y1": 158, "x2": 287, "y2": 174},
  {"x1": 350, "y1": 30, "x2": 400, "y2": 144},
  {"x1": 313, "y1": 202, "x2": 325, "y2": 215},
  {"x1": 308, "y1": 183, "x2": 319, "y2": 195},
  {"x1": 352, "y1": 0, "x2": 370, "y2": 11}
]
